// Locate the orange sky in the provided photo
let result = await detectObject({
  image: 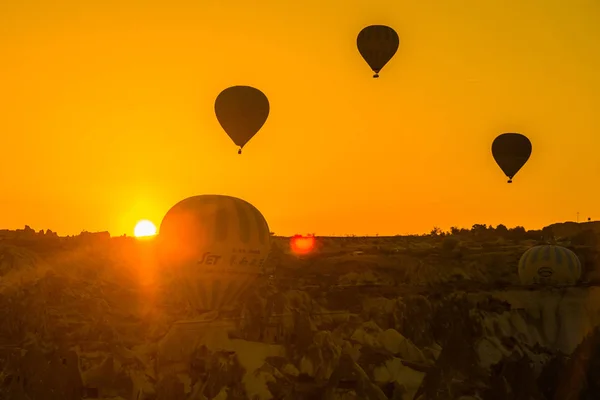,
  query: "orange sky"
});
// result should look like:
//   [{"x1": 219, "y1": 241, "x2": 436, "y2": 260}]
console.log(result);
[{"x1": 1, "y1": 0, "x2": 599, "y2": 236}]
